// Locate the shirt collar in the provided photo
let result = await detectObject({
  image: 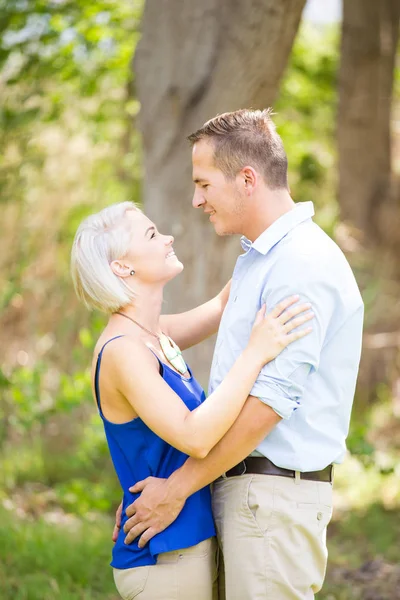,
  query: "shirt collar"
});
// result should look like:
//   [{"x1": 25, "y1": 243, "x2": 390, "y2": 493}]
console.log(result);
[{"x1": 240, "y1": 201, "x2": 315, "y2": 255}]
